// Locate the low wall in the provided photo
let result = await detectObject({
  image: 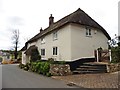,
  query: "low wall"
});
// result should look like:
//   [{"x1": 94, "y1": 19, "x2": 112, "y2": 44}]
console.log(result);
[
  {"x1": 49, "y1": 64, "x2": 72, "y2": 76},
  {"x1": 107, "y1": 63, "x2": 120, "y2": 73}
]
